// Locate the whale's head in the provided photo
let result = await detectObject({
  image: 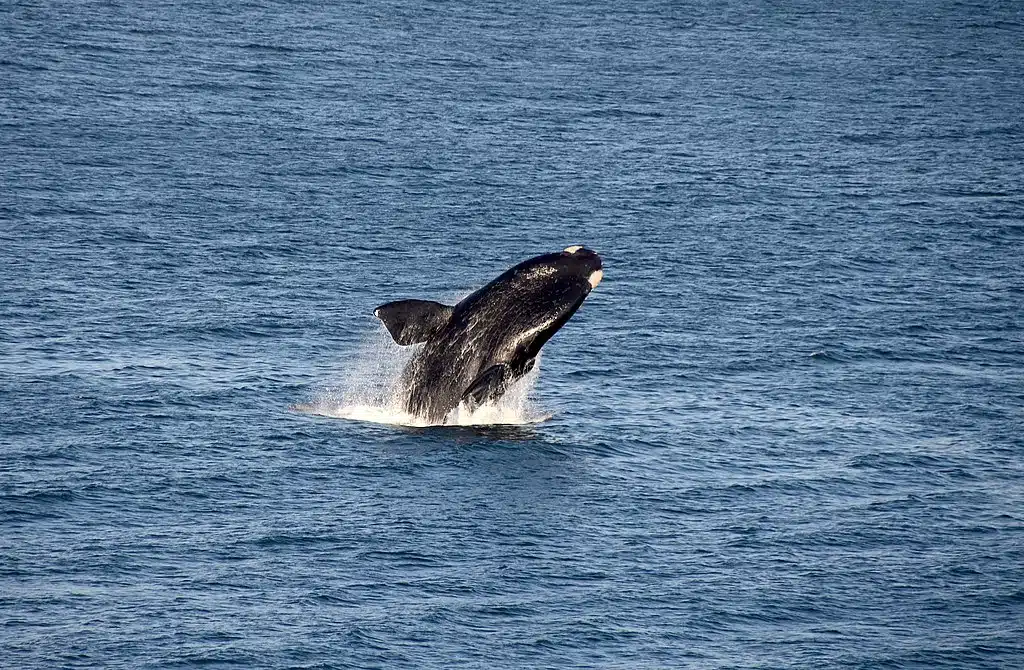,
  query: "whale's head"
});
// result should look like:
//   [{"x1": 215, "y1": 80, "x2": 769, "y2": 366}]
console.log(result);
[
  {"x1": 435, "y1": 246, "x2": 600, "y2": 342},
  {"x1": 497, "y1": 245, "x2": 603, "y2": 312},
  {"x1": 472, "y1": 245, "x2": 602, "y2": 344},
  {"x1": 475, "y1": 245, "x2": 601, "y2": 360}
]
